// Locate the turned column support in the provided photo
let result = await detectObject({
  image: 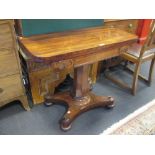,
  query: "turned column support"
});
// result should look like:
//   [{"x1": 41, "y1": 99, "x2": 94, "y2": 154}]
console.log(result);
[{"x1": 71, "y1": 65, "x2": 90, "y2": 99}]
